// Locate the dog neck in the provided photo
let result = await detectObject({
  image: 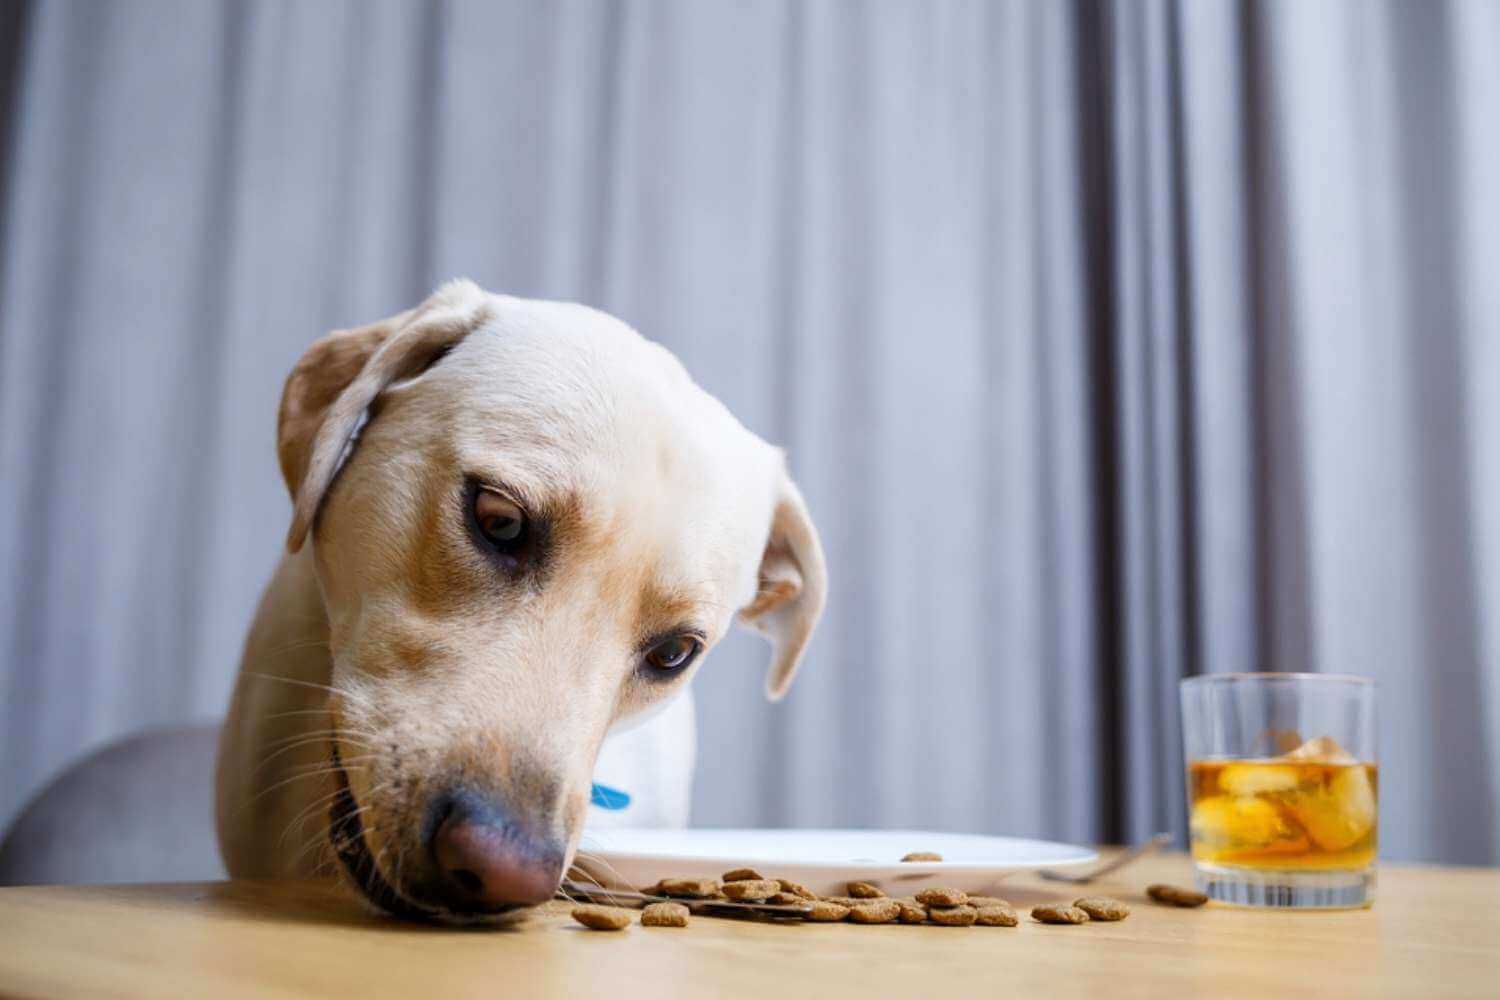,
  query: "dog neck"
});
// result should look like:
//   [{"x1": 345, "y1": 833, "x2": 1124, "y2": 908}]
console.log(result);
[{"x1": 215, "y1": 545, "x2": 336, "y2": 877}]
